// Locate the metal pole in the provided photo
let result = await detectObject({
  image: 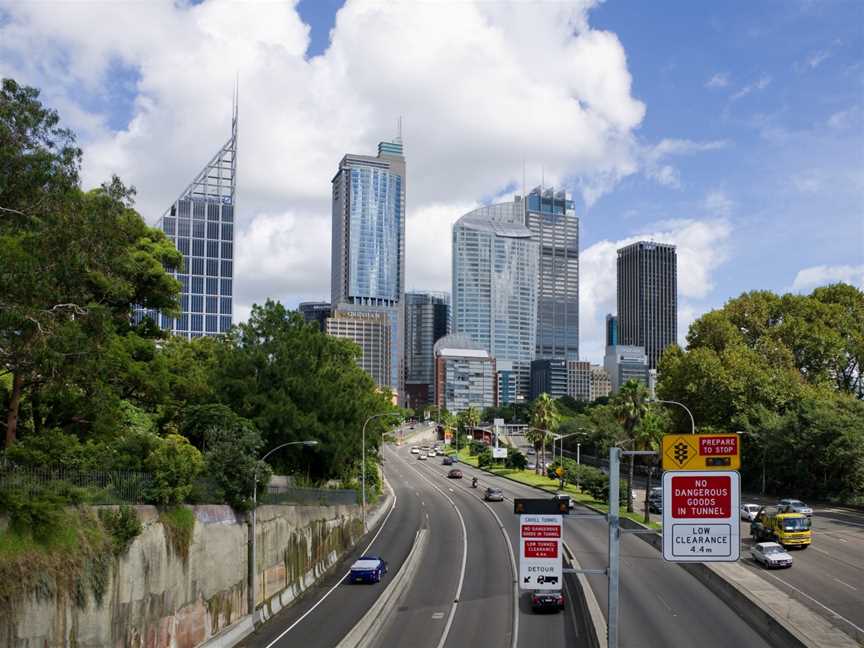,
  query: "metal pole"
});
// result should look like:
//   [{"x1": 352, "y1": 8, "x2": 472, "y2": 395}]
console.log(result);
[
  {"x1": 608, "y1": 446, "x2": 621, "y2": 648},
  {"x1": 362, "y1": 417, "x2": 368, "y2": 532},
  {"x1": 655, "y1": 399, "x2": 695, "y2": 434},
  {"x1": 576, "y1": 443, "x2": 581, "y2": 492},
  {"x1": 248, "y1": 469, "x2": 257, "y2": 618}
]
